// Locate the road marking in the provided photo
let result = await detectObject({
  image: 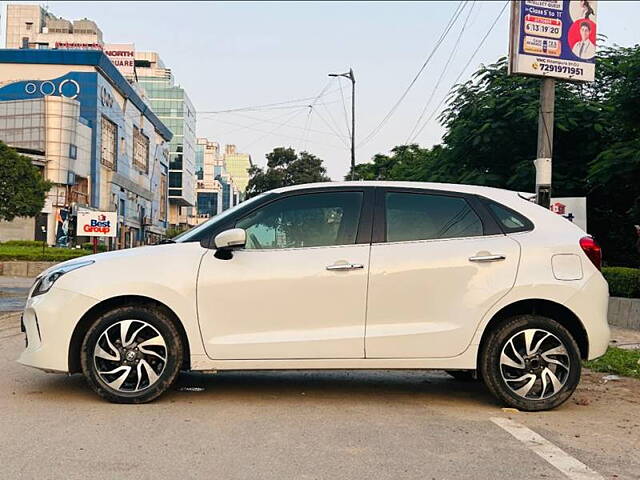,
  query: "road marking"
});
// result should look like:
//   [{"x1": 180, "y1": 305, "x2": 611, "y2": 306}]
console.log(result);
[{"x1": 491, "y1": 417, "x2": 603, "y2": 480}]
